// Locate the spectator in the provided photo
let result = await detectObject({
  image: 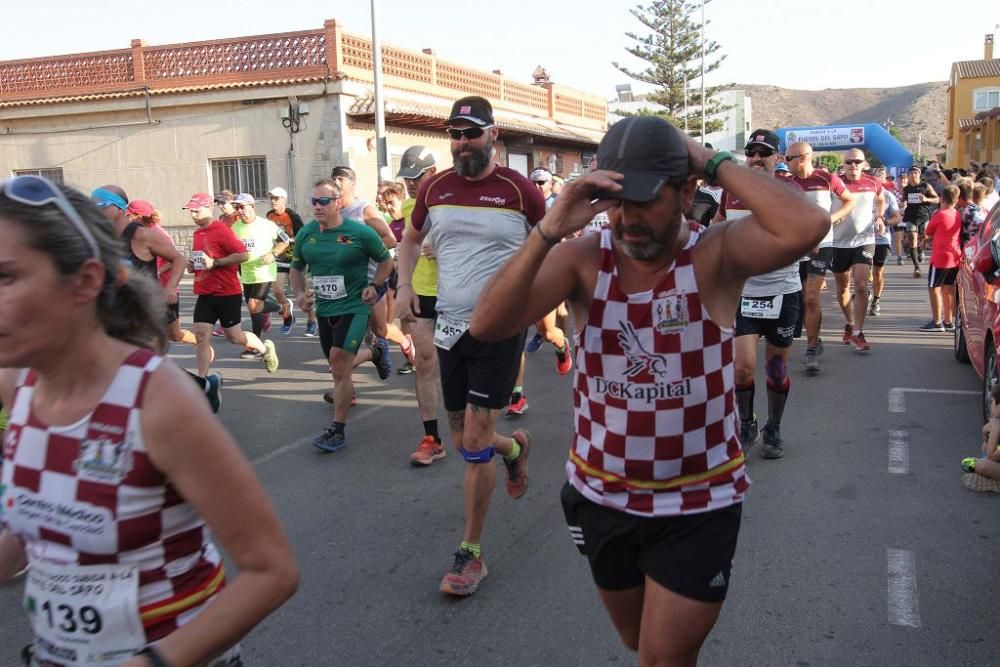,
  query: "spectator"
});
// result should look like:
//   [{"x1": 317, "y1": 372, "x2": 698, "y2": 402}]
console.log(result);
[
  {"x1": 919, "y1": 185, "x2": 961, "y2": 332},
  {"x1": 961, "y1": 384, "x2": 1000, "y2": 492},
  {"x1": 962, "y1": 183, "x2": 989, "y2": 244},
  {"x1": 978, "y1": 176, "x2": 998, "y2": 212}
]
